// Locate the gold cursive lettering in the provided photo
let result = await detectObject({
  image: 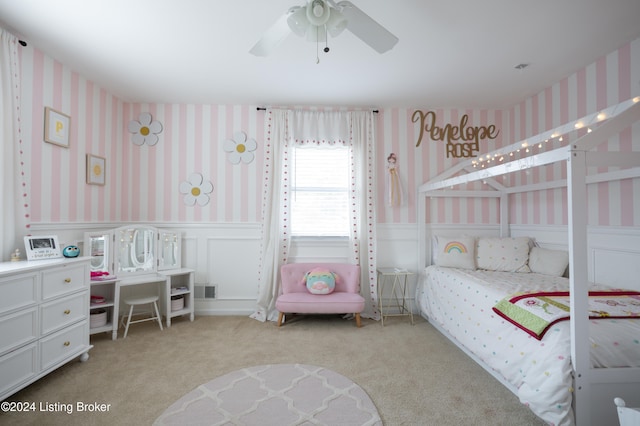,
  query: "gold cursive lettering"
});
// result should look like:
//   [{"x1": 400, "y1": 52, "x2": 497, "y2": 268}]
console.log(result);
[{"x1": 413, "y1": 110, "x2": 500, "y2": 158}]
